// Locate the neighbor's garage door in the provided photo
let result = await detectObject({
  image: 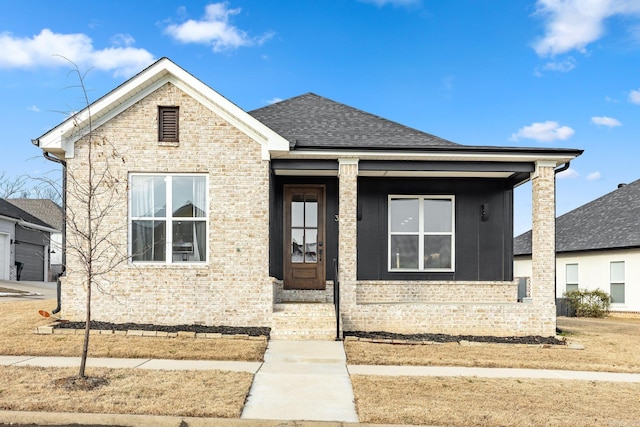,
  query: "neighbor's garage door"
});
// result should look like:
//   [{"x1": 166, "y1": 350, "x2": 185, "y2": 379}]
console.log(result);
[{"x1": 15, "y1": 242, "x2": 45, "y2": 281}]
